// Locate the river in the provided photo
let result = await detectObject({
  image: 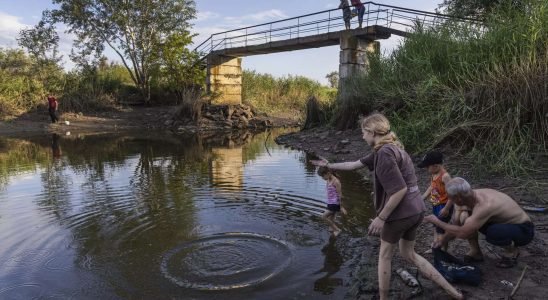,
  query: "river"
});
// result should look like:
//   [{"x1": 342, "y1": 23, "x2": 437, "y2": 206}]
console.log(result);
[{"x1": 0, "y1": 129, "x2": 375, "y2": 299}]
